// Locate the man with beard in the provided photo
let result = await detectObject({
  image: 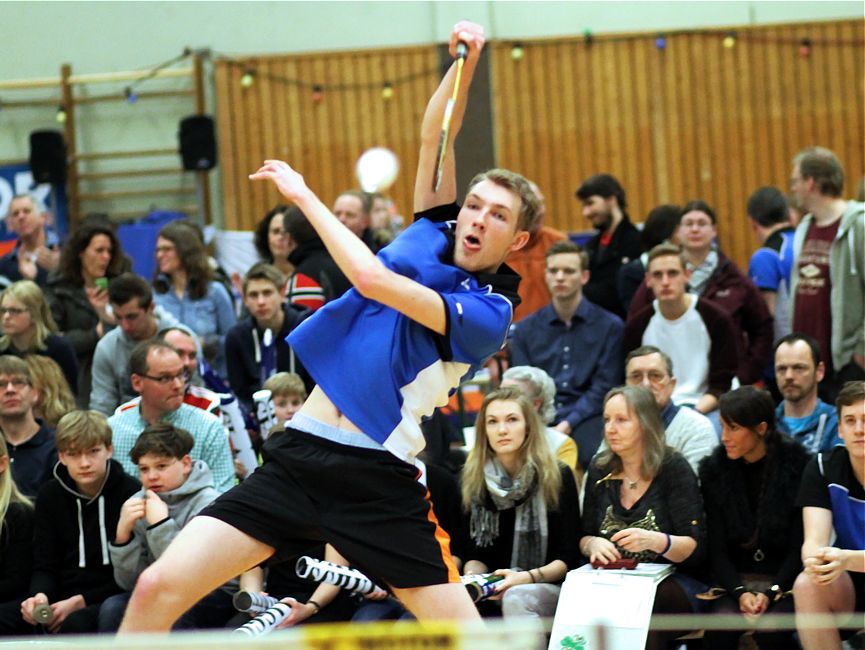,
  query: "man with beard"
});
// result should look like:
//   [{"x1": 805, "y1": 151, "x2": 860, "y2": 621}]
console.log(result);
[
  {"x1": 788, "y1": 147, "x2": 865, "y2": 401},
  {"x1": 775, "y1": 332, "x2": 839, "y2": 454},
  {"x1": 575, "y1": 174, "x2": 641, "y2": 318}
]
